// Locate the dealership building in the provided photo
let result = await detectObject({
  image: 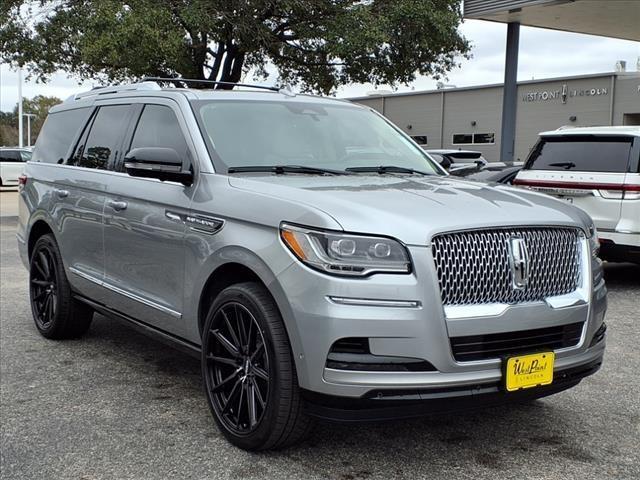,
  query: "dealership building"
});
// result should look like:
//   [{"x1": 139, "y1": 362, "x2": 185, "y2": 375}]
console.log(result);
[{"x1": 350, "y1": 71, "x2": 640, "y2": 162}]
